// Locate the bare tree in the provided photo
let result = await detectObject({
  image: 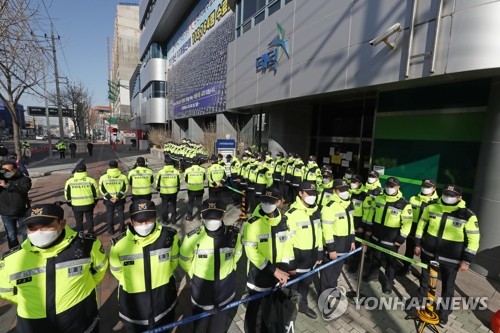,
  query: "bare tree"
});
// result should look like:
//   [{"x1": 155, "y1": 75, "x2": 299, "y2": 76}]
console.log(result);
[
  {"x1": 0, "y1": 0, "x2": 46, "y2": 158},
  {"x1": 83, "y1": 100, "x2": 99, "y2": 139}
]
